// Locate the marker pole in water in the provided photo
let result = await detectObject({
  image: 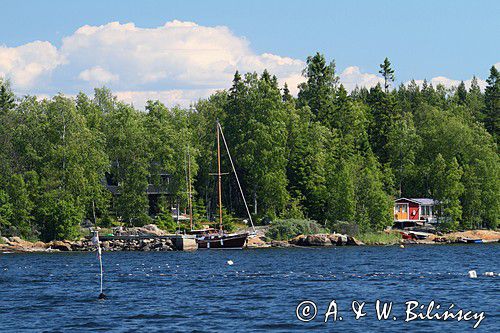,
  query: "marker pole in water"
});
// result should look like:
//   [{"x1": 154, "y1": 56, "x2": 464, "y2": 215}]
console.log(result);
[{"x1": 92, "y1": 230, "x2": 106, "y2": 299}]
